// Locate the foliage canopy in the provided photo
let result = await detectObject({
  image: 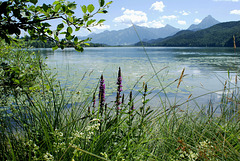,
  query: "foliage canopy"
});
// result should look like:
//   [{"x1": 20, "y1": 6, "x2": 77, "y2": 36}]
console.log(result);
[{"x1": 0, "y1": 0, "x2": 112, "y2": 51}]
